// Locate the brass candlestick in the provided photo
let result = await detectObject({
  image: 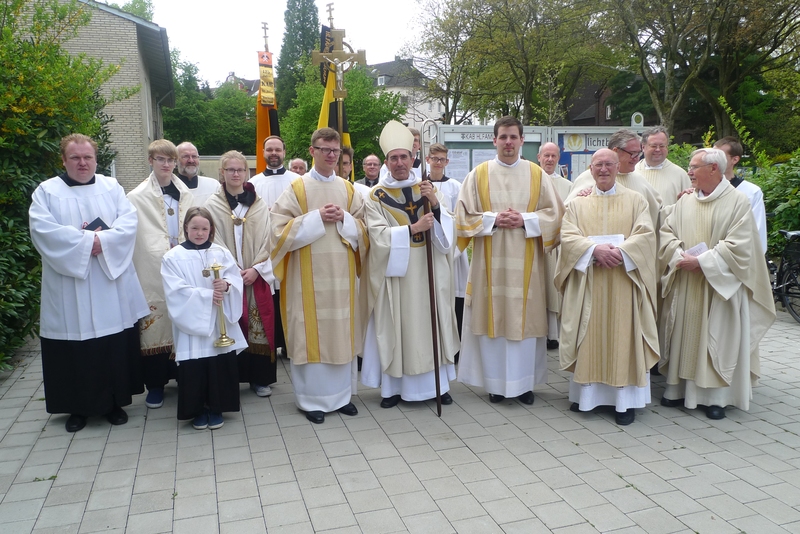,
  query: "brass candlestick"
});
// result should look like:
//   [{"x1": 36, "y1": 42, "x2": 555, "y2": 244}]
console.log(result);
[{"x1": 210, "y1": 262, "x2": 235, "y2": 348}]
